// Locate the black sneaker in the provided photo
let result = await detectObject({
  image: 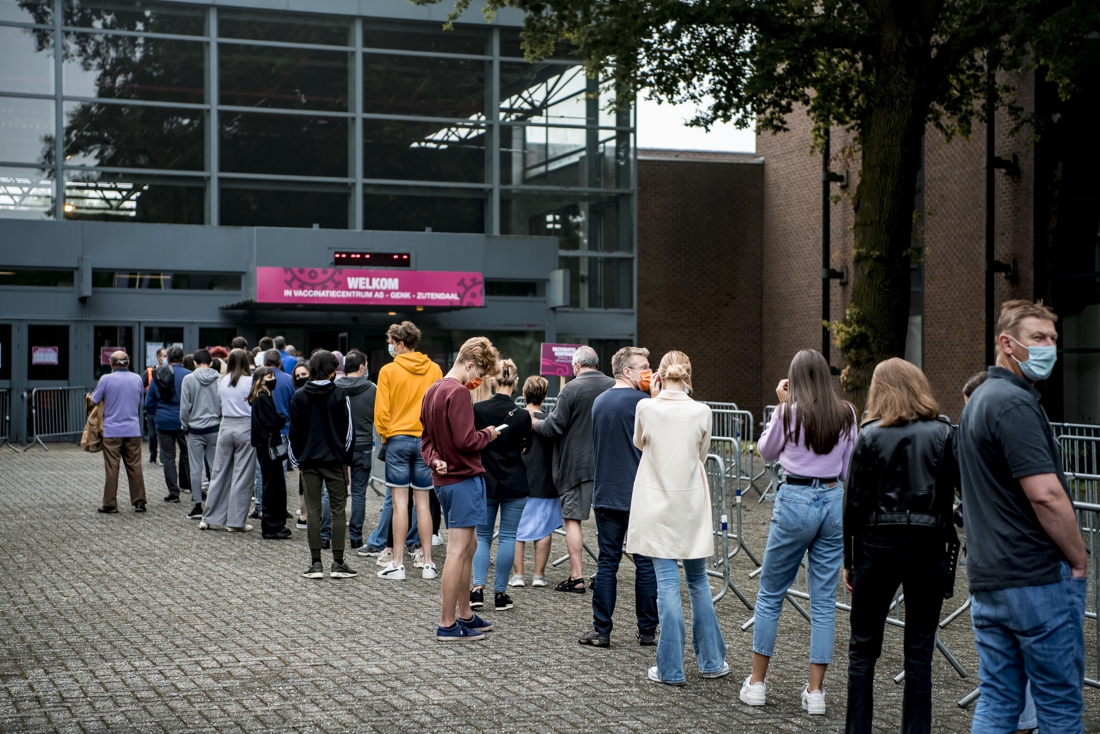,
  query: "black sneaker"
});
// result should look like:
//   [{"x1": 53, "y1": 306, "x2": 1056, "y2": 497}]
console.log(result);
[
  {"x1": 494, "y1": 591, "x2": 514, "y2": 611},
  {"x1": 134, "y1": 501, "x2": 146, "y2": 513},
  {"x1": 637, "y1": 631, "x2": 657, "y2": 646},
  {"x1": 296, "y1": 517, "x2": 307, "y2": 529},
  {"x1": 321, "y1": 539, "x2": 330, "y2": 550},
  {"x1": 470, "y1": 588, "x2": 484, "y2": 609},
  {"x1": 248, "y1": 510, "x2": 261, "y2": 519},
  {"x1": 97, "y1": 505, "x2": 118, "y2": 514},
  {"x1": 187, "y1": 504, "x2": 203, "y2": 520},
  {"x1": 285, "y1": 511, "x2": 293, "y2": 519},
  {"x1": 163, "y1": 495, "x2": 180, "y2": 503},
  {"x1": 301, "y1": 562, "x2": 325, "y2": 579},
  {"x1": 330, "y1": 561, "x2": 357, "y2": 578},
  {"x1": 554, "y1": 577, "x2": 586, "y2": 594},
  {"x1": 578, "y1": 629, "x2": 610, "y2": 647}
]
